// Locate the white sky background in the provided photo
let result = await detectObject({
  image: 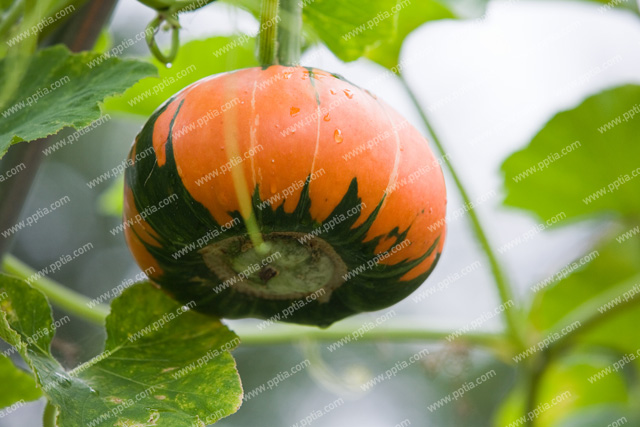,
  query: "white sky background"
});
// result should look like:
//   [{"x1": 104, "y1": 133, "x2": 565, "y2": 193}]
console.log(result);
[{"x1": 113, "y1": 0, "x2": 640, "y2": 329}]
